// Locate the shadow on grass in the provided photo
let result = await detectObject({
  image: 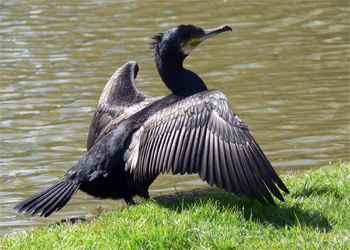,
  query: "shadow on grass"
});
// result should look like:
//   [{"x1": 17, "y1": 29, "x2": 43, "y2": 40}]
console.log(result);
[
  {"x1": 53, "y1": 187, "x2": 333, "y2": 233},
  {"x1": 291, "y1": 185, "x2": 343, "y2": 200},
  {"x1": 154, "y1": 188, "x2": 332, "y2": 233}
]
